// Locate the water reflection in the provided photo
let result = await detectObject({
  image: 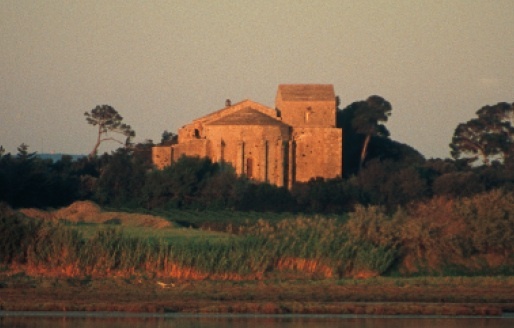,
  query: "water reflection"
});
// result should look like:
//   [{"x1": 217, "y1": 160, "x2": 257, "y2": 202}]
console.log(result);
[{"x1": 1, "y1": 314, "x2": 513, "y2": 328}]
